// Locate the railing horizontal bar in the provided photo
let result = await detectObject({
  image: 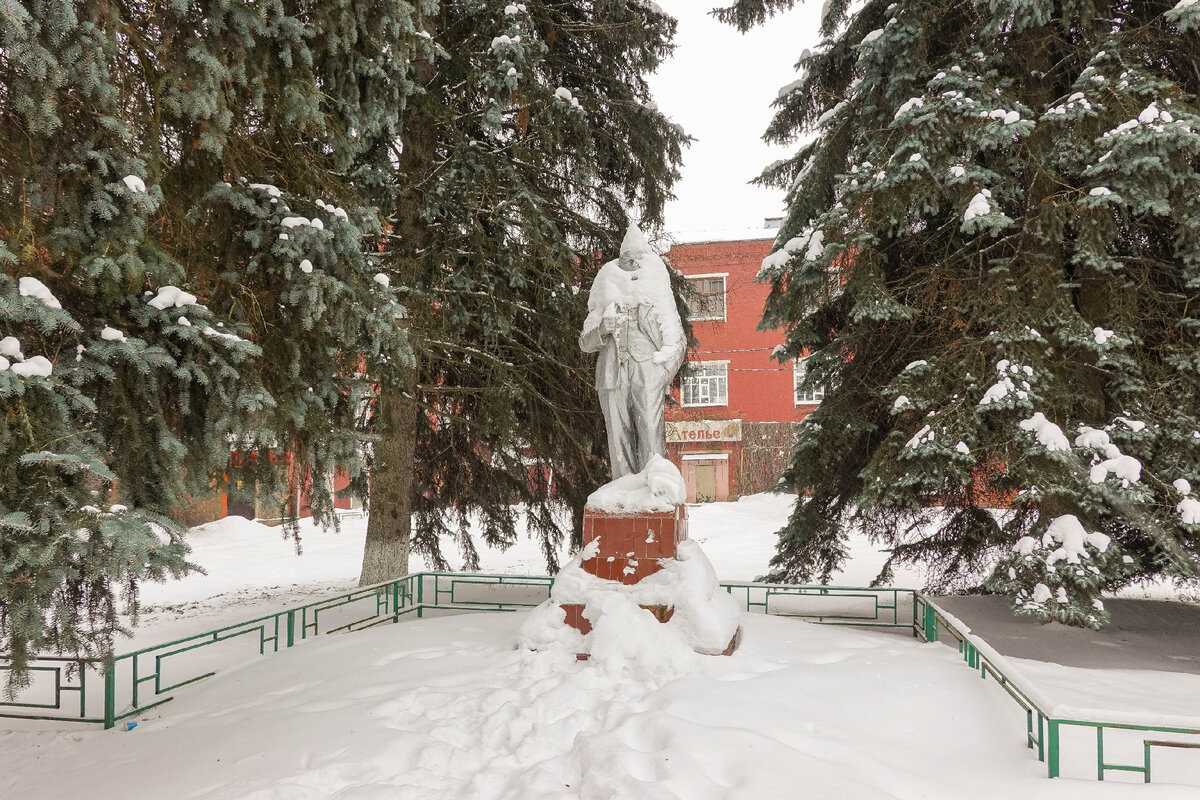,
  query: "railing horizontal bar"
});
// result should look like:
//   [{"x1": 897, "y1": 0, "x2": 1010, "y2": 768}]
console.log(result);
[
  {"x1": 1055, "y1": 719, "x2": 1200, "y2": 736},
  {"x1": 113, "y1": 695, "x2": 173, "y2": 721},
  {"x1": 155, "y1": 671, "x2": 216, "y2": 695},
  {"x1": 0, "y1": 712, "x2": 103, "y2": 723}
]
